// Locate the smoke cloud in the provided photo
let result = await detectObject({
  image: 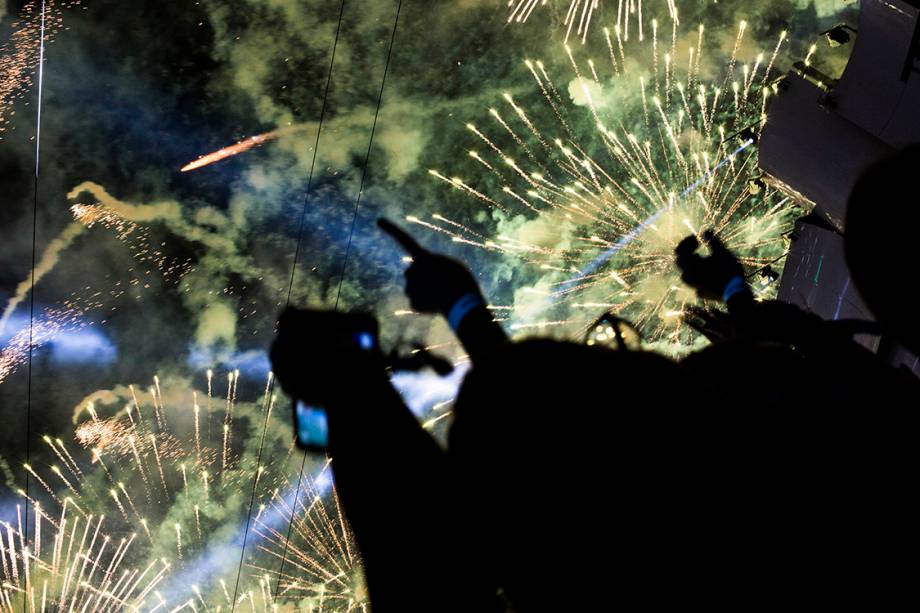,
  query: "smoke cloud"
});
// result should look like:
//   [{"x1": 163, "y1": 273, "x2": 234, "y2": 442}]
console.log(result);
[{"x1": 0, "y1": 223, "x2": 86, "y2": 333}]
